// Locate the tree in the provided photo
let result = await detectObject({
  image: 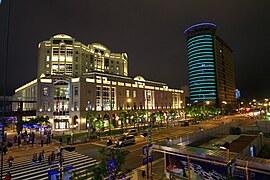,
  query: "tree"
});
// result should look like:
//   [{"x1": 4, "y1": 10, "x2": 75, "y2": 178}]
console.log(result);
[
  {"x1": 24, "y1": 116, "x2": 49, "y2": 131},
  {"x1": 119, "y1": 110, "x2": 128, "y2": 132},
  {"x1": 138, "y1": 109, "x2": 147, "y2": 127},
  {"x1": 169, "y1": 109, "x2": 177, "y2": 126},
  {"x1": 88, "y1": 147, "x2": 129, "y2": 180},
  {"x1": 94, "y1": 115, "x2": 104, "y2": 139},
  {"x1": 16, "y1": 117, "x2": 24, "y2": 135},
  {"x1": 86, "y1": 110, "x2": 100, "y2": 132}
]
